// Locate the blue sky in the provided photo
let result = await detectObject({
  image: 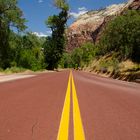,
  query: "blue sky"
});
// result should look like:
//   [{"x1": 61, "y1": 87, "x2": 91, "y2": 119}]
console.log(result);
[{"x1": 18, "y1": 0, "x2": 127, "y2": 37}]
